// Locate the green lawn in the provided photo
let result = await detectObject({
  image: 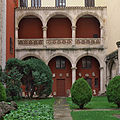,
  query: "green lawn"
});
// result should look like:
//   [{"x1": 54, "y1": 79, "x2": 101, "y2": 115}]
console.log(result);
[
  {"x1": 67, "y1": 96, "x2": 120, "y2": 120},
  {"x1": 71, "y1": 111, "x2": 120, "y2": 120},
  {"x1": 67, "y1": 96, "x2": 117, "y2": 109},
  {"x1": 4, "y1": 98, "x2": 55, "y2": 120}
]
